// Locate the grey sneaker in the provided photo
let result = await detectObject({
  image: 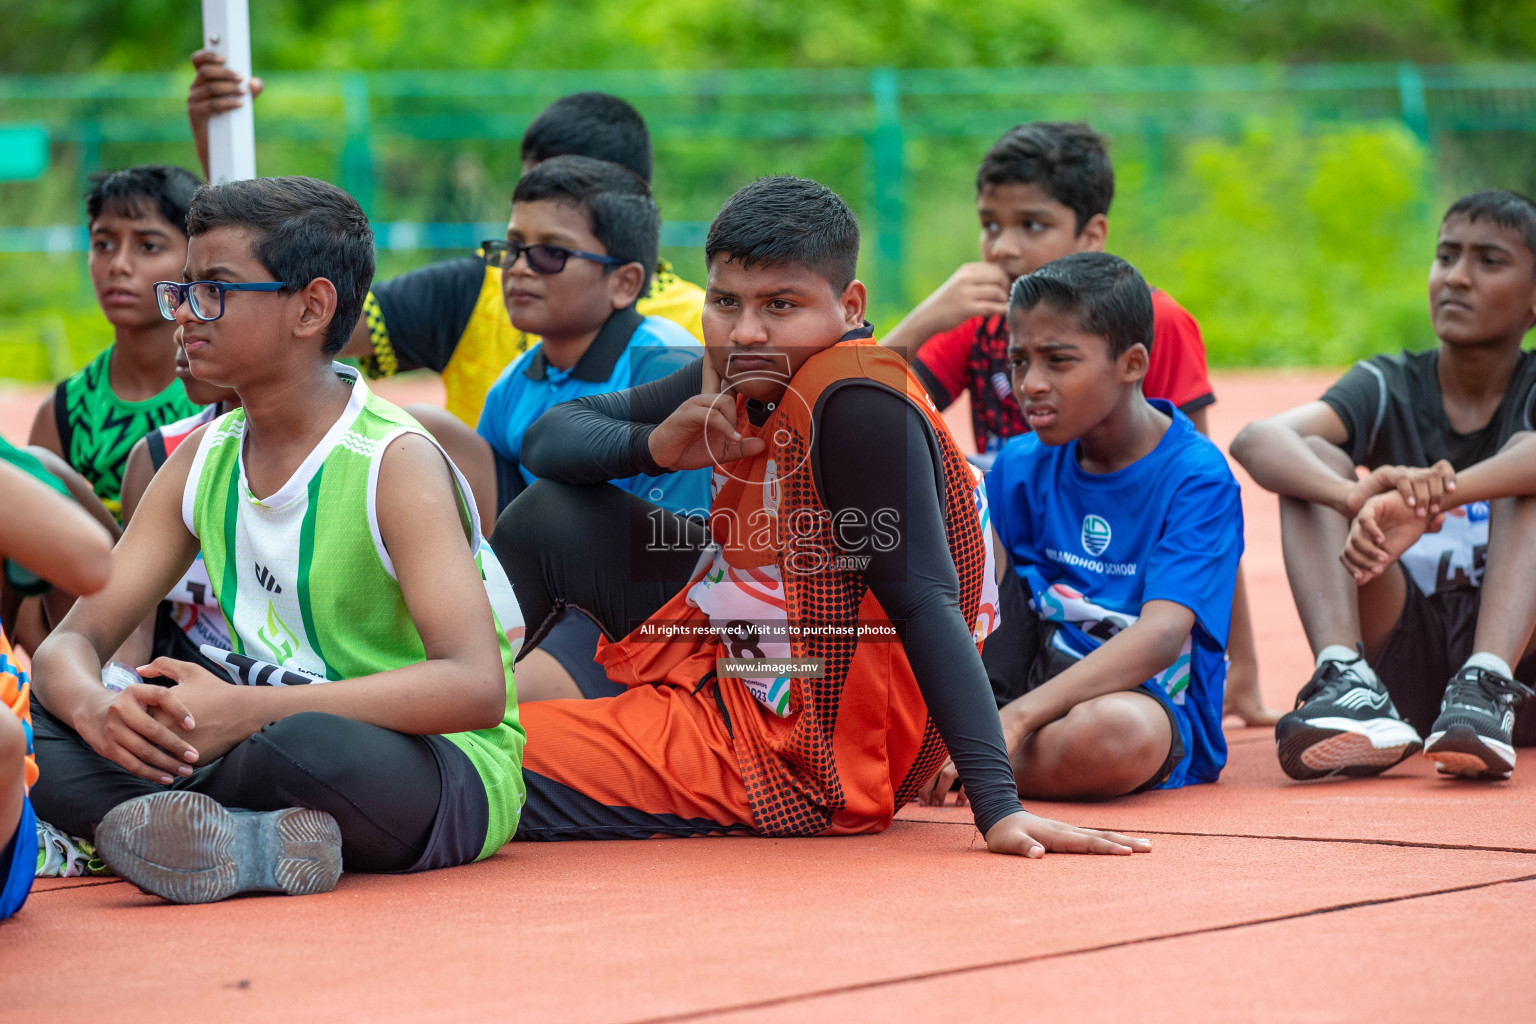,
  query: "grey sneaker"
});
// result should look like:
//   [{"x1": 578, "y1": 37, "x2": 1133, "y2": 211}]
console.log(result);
[
  {"x1": 1275, "y1": 652, "x2": 1422, "y2": 780},
  {"x1": 96, "y1": 791, "x2": 342, "y2": 904},
  {"x1": 1424, "y1": 666, "x2": 1535, "y2": 779}
]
